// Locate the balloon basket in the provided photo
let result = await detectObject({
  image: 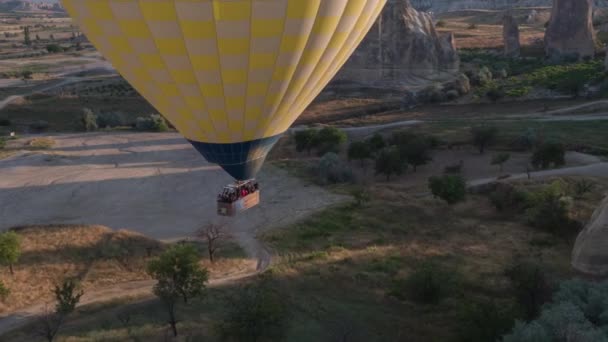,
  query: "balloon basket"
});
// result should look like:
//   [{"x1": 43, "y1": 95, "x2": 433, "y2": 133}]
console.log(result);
[{"x1": 217, "y1": 190, "x2": 260, "y2": 217}]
